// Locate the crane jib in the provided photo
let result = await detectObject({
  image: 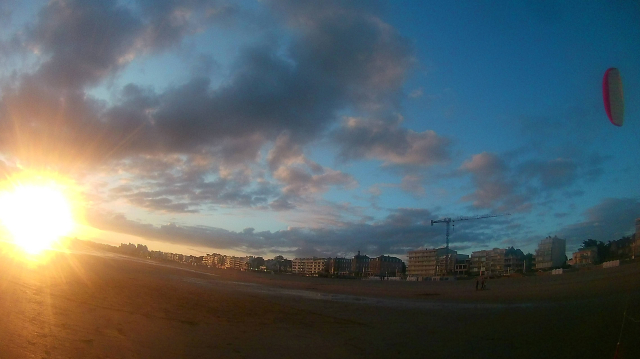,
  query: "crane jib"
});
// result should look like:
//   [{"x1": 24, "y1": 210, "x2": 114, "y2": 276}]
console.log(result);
[{"x1": 429, "y1": 213, "x2": 511, "y2": 274}]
